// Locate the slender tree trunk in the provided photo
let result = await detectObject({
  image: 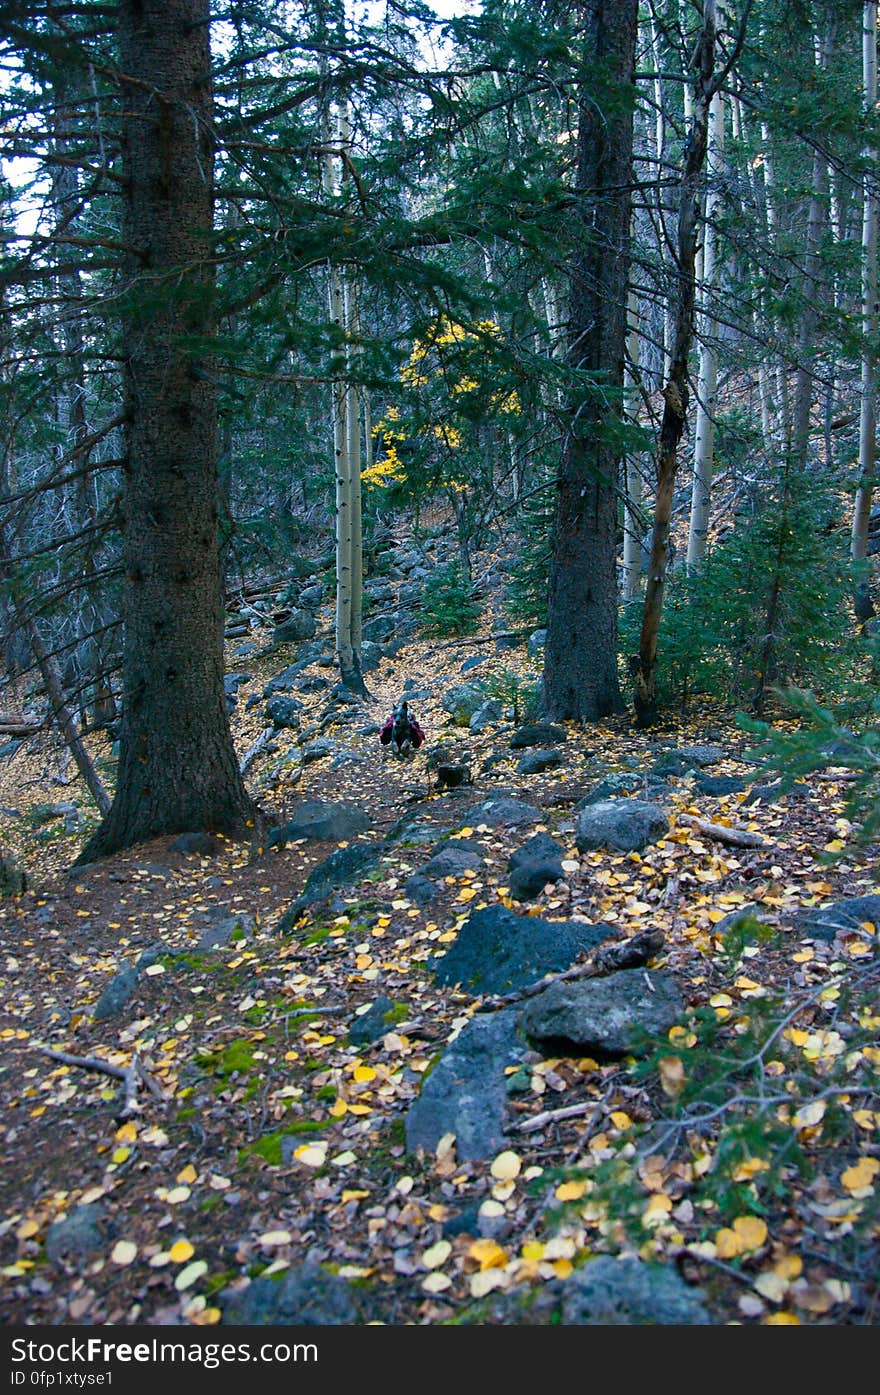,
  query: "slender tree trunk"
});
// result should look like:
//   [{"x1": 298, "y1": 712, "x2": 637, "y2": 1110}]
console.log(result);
[
  {"x1": 622, "y1": 285, "x2": 643, "y2": 601},
  {"x1": 542, "y1": 0, "x2": 638, "y2": 723},
  {"x1": 687, "y1": 83, "x2": 724, "y2": 570},
  {"x1": 323, "y1": 98, "x2": 367, "y2": 696},
  {"x1": 77, "y1": 0, "x2": 257, "y2": 864},
  {"x1": 633, "y1": 0, "x2": 719, "y2": 727},
  {"x1": 853, "y1": 0, "x2": 878, "y2": 562}
]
